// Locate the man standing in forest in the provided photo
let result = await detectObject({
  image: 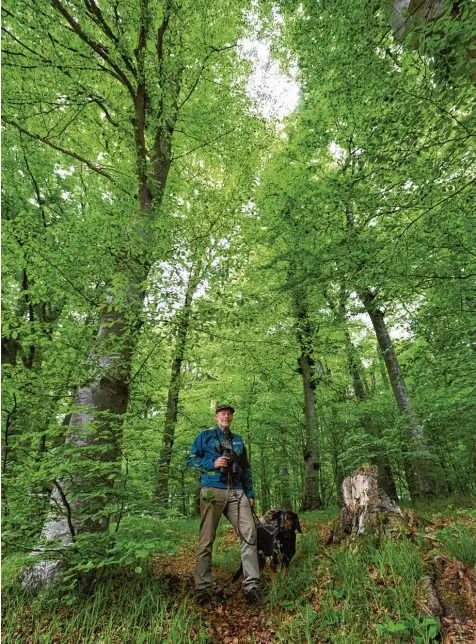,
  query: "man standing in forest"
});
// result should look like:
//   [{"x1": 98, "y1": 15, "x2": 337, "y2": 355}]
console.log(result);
[{"x1": 186, "y1": 404, "x2": 261, "y2": 605}]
